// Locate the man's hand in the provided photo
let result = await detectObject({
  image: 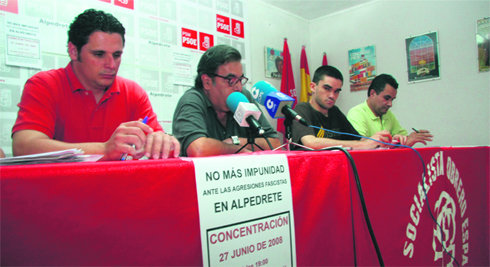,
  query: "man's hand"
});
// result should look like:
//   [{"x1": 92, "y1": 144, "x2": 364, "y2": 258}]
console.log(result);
[
  {"x1": 393, "y1": 134, "x2": 408, "y2": 145},
  {"x1": 142, "y1": 131, "x2": 181, "y2": 159},
  {"x1": 359, "y1": 130, "x2": 392, "y2": 149},
  {"x1": 406, "y1": 130, "x2": 433, "y2": 146},
  {"x1": 104, "y1": 120, "x2": 153, "y2": 161}
]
